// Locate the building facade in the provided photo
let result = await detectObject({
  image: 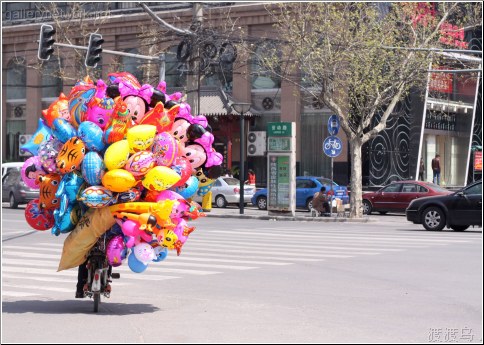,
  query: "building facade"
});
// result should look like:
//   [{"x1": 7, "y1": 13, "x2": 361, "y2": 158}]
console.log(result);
[{"x1": 2, "y1": 2, "x2": 481, "y2": 187}]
